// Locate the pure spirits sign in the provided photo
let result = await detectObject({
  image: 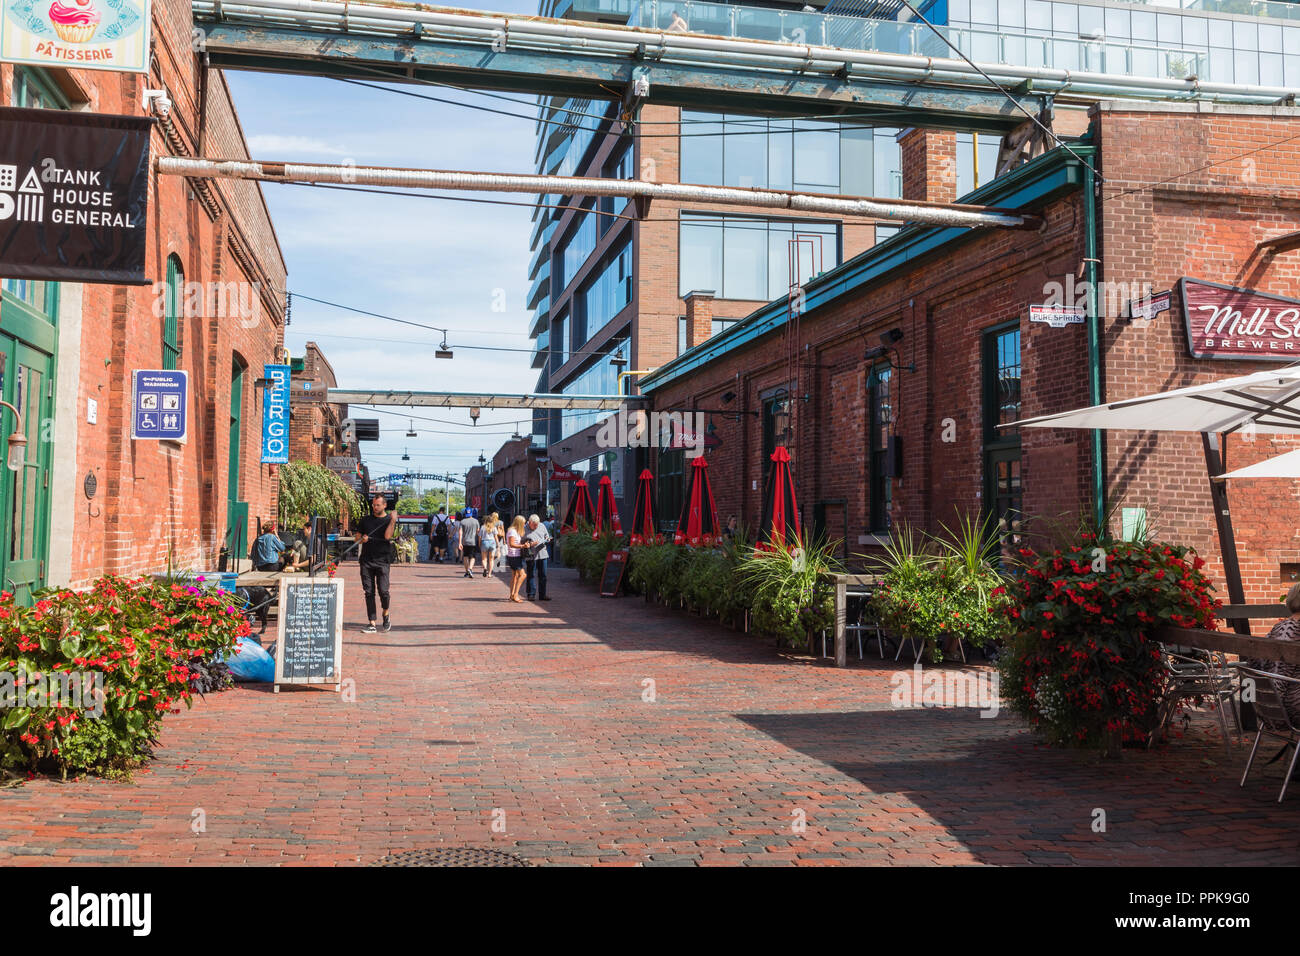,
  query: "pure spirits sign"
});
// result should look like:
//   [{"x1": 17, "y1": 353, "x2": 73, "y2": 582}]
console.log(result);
[
  {"x1": 0, "y1": 107, "x2": 151, "y2": 283},
  {"x1": 1180, "y1": 277, "x2": 1300, "y2": 361}
]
